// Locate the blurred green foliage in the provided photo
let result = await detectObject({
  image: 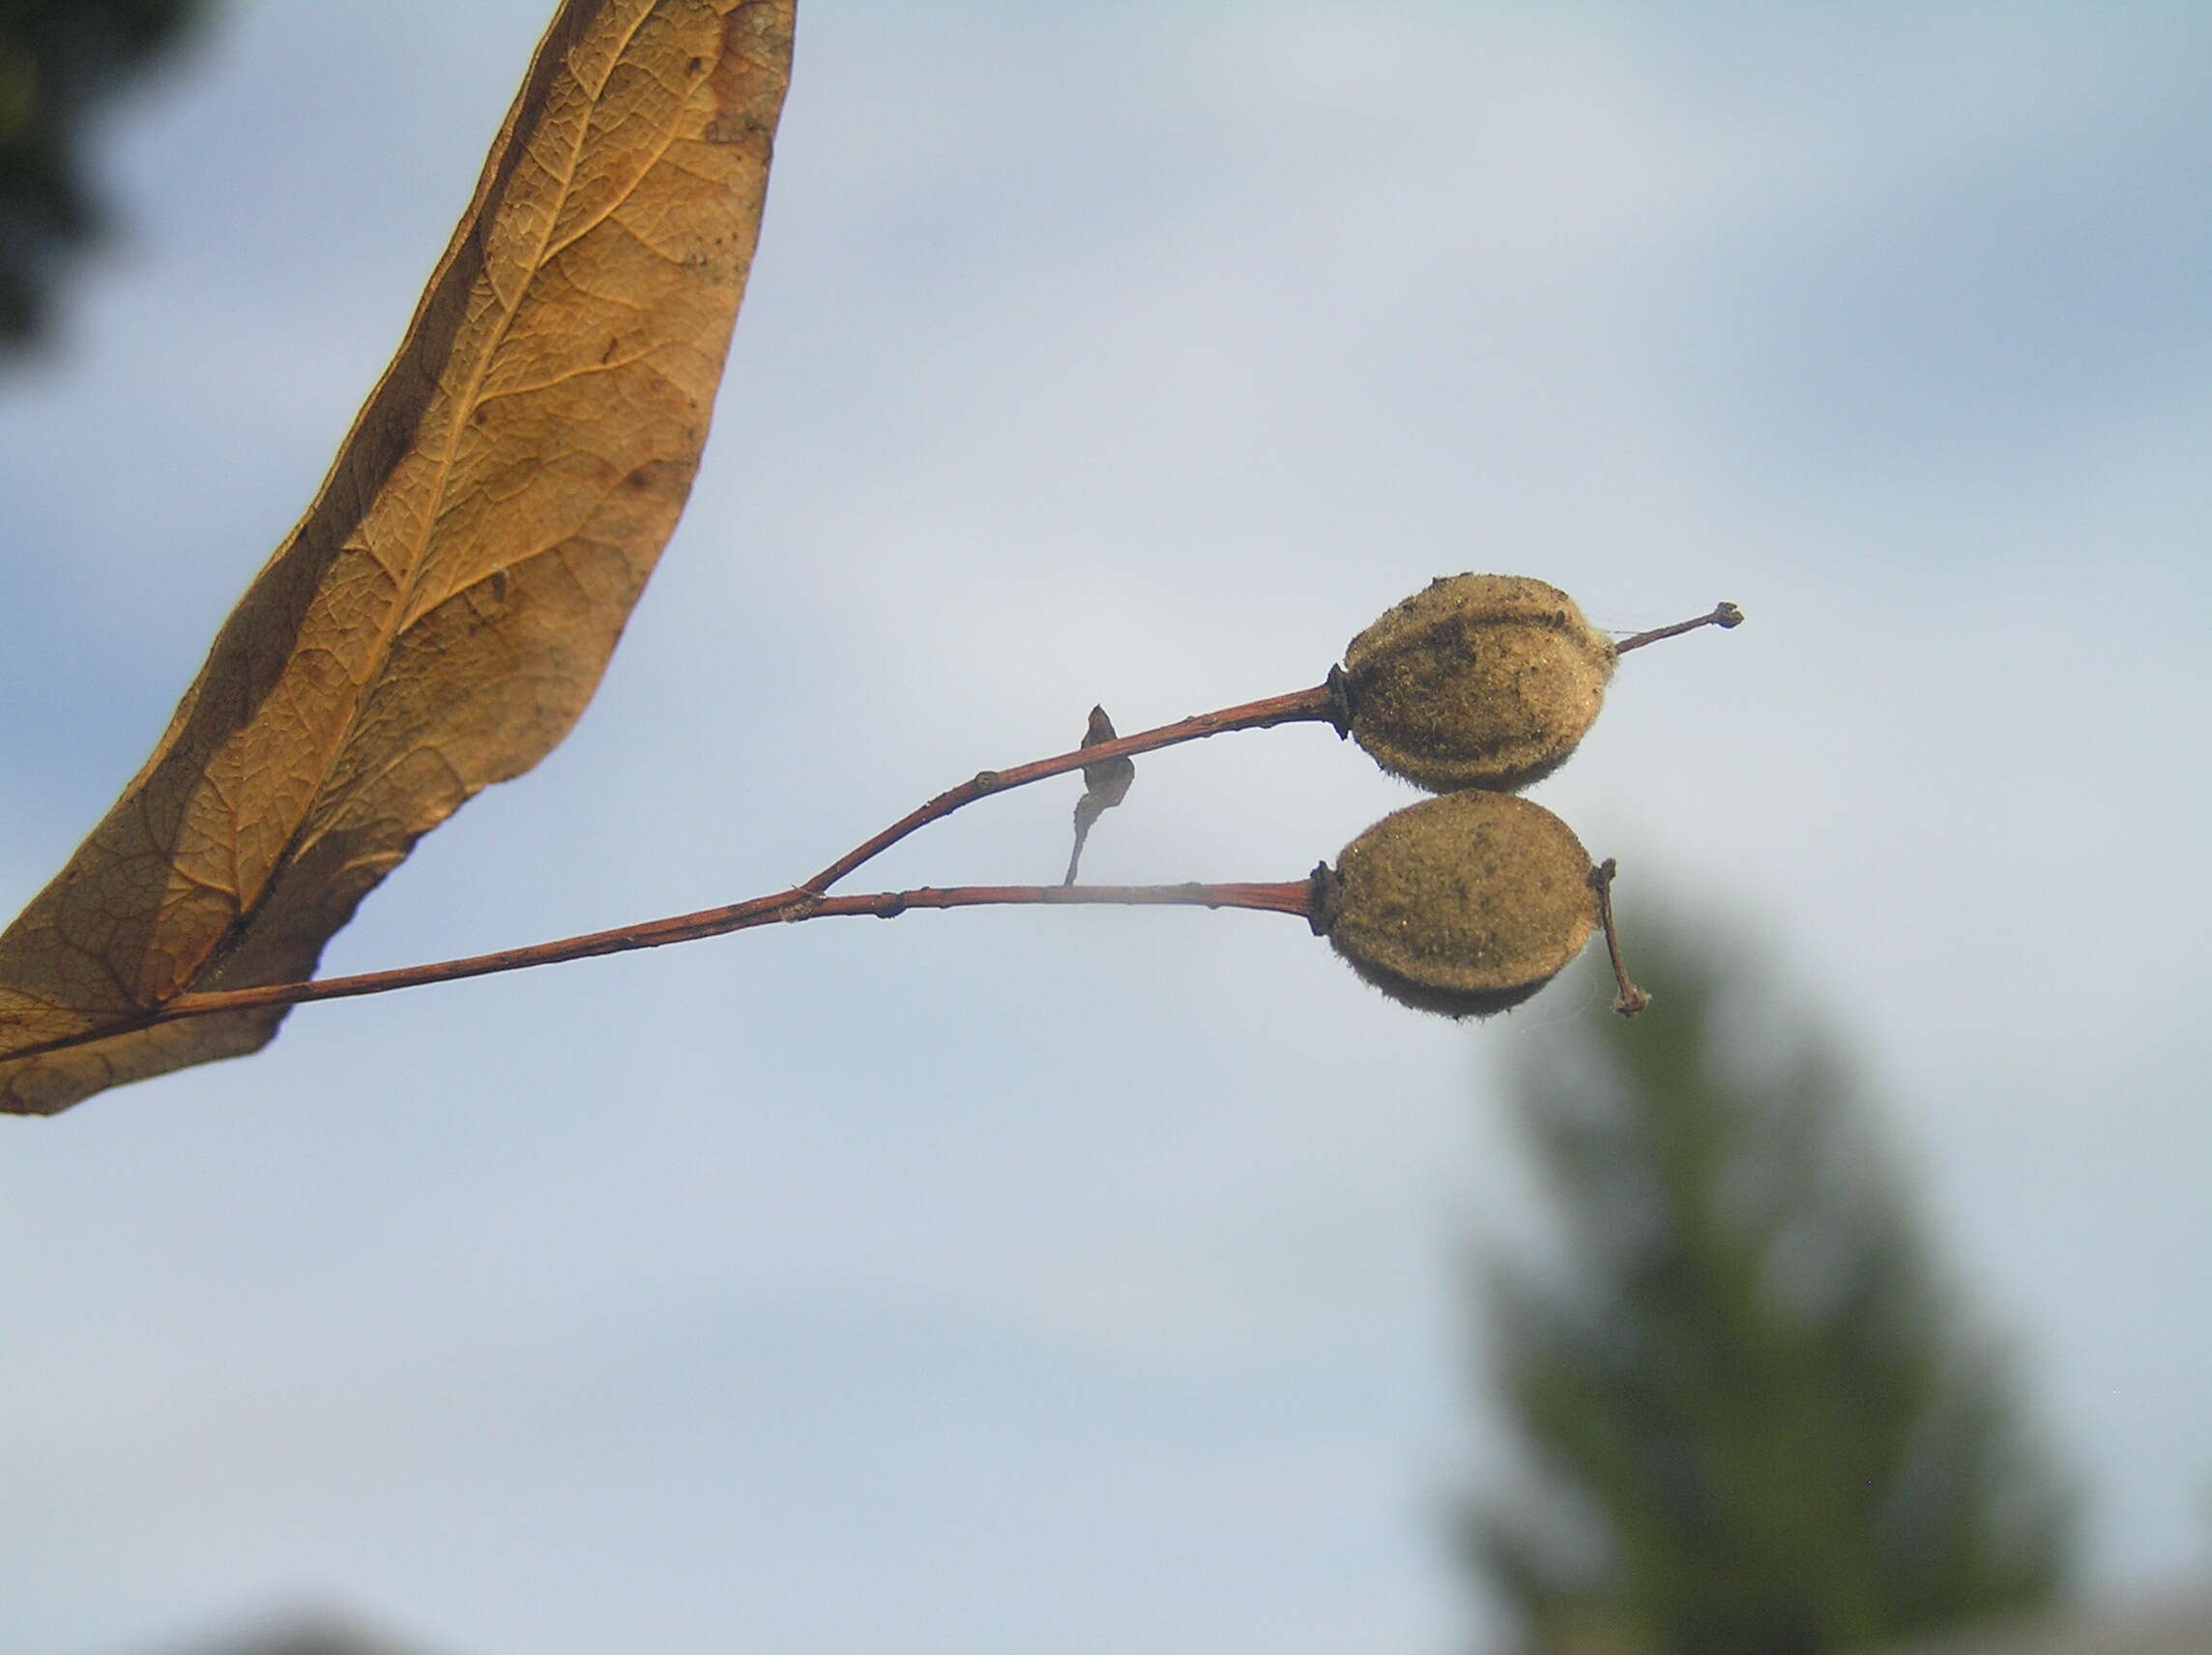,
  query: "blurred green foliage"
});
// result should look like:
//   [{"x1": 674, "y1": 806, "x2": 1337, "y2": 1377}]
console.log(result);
[
  {"x1": 1468, "y1": 925, "x2": 2075, "y2": 1655},
  {"x1": 0, "y1": 0, "x2": 204, "y2": 350}
]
